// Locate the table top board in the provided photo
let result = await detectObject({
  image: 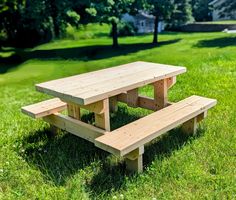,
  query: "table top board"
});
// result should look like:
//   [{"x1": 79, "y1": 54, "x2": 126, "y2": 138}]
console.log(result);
[{"x1": 36, "y1": 61, "x2": 186, "y2": 105}]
